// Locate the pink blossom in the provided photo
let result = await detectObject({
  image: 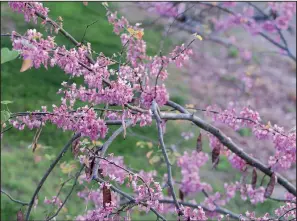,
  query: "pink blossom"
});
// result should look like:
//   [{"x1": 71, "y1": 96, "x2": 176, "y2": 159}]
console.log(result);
[
  {"x1": 228, "y1": 153, "x2": 247, "y2": 171},
  {"x1": 141, "y1": 84, "x2": 169, "y2": 108},
  {"x1": 169, "y1": 44, "x2": 193, "y2": 68},
  {"x1": 275, "y1": 16, "x2": 290, "y2": 30},
  {"x1": 262, "y1": 21, "x2": 277, "y2": 33},
  {"x1": 181, "y1": 205, "x2": 208, "y2": 221},
  {"x1": 177, "y1": 151, "x2": 212, "y2": 194},
  {"x1": 9, "y1": 2, "x2": 49, "y2": 24}
]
